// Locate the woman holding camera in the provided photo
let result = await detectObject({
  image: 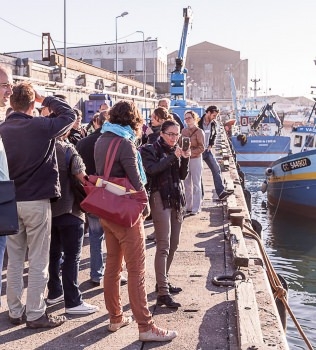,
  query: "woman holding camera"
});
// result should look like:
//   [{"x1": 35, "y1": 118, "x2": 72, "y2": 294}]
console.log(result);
[
  {"x1": 141, "y1": 120, "x2": 190, "y2": 308},
  {"x1": 182, "y1": 110, "x2": 205, "y2": 216}
]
